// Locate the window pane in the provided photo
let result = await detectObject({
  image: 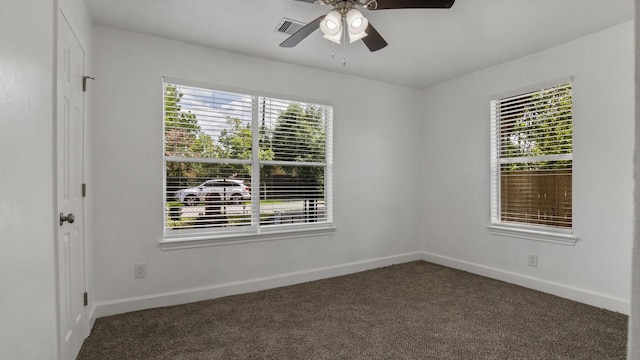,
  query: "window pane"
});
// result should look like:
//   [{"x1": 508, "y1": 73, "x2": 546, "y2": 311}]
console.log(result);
[
  {"x1": 492, "y1": 82, "x2": 573, "y2": 230},
  {"x1": 259, "y1": 98, "x2": 326, "y2": 163},
  {"x1": 166, "y1": 162, "x2": 252, "y2": 230},
  {"x1": 500, "y1": 162, "x2": 572, "y2": 228},
  {"x1": 164, "y1": 83, "x2": 253, "y2": 160},
  {"x1": 259, "y1": 165, "x2": 326, "y2": 226},
  {"x1": 499, "y1": 84, "x2": 572, "y2": 158},
  {"x1": 163, "y1": 80, "x2": 333, "y2": 240}
]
